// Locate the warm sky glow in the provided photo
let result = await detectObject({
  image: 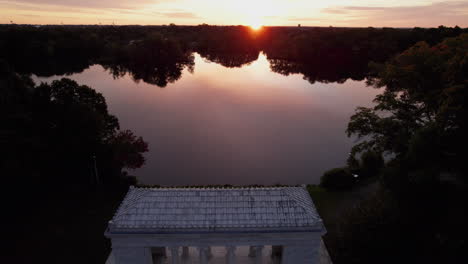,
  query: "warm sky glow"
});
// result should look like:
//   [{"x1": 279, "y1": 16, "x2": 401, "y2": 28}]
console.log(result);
[{"x1": 1, "y1": 0, "x2": 467, "y2": 27}]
